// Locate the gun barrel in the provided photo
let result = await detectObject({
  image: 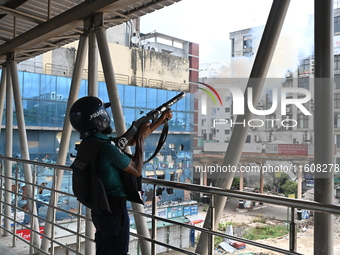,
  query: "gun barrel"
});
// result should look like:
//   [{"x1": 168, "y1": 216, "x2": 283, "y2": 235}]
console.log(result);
[
  {"x1": 115, "y1": 92, "x2": 186, "y2": 150},
  {"x1": 157, "y1": 92, "x2": 186, "y2": 113}
]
